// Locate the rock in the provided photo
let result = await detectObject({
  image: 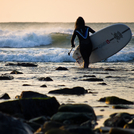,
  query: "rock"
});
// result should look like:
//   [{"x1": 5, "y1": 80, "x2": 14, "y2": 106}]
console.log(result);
[
  {"x1": 82, "y1": 78, "x2": 103, "y2": 82},
  {"x1": 15, "y1": 95, "x2": 20, "y2": 99},
  {"x1": 22, "y1": 84, "x2": 32, "y2": 86},
  {"x1": 19, "y1": 91, "x2": 48, "y2": 99},
  {"x1": 35, "y1": 104, "x2": 96, "y2": 134},
  {"x1": 109, "y1": 127, "x2": 134, "y2": 134},
  {"x1": 0, "y1": 93, "x2": 10, "y2": 99},
  {"x1": 51, "y1": 104, "x2": 96, "y2": 125},
  {"x1": 56, "y1": 67, "x2": 68, "y2": 70},
  {"x1": 99, "y1": 96, "x2": 133, "y2": 104},
  {"x1": 38, "y1": 77, "x2": 53, "y2": 81},
  {"x1": 36, "y1": 121, "x2": 95, "y2": 134},
  {"x1": 48, "y1": 87, "x2": 87, "y2": 95},
  {"x1": 0, "y1": 75, "x2": 14, "y2": 80},
  {"x1": 105, "y1": 76, "x2": 113, "y2": 78},
  {"x1": 65, "y1": 126, "x2": 95, "y2": 134},
  {"x1": 17, "y1": 62, "x2": 38, "y2": 67},
  {"x1": 97, "y1": 127, "x2": 111, "y2": 133},
  {"x1": 106, "y1": 76, "x2": 121, "y2": 78},
  {"x1": 40, "y1": 84, "x2": 47, "y2": 87},
  {"x1": 104, "y1": 112, "x2": 133, "y2": 127},
  {"x1": 0, "y1": 112, "x2": 33, "y2": 134},
  {"x1": 29, "y1": 116, "x2": 50, "y2": 125},
  {"x1": 88, "y1": 91, "x2": 98, "y2": 95},
  {"x1": 0, "y1": 97, "x2": 60, "y2": 120},
  {"x1": 104, "y1": 68, "x2": 115, "y2": 71},
  {"x1": 98, "y1": 82, "x2": 107, "y2": 85},
  {"x1": 26, "y1": 121, "x2": 40, "y2": 132},
  {"x1": 124, "y1": 119, "x2": 134, "y2": 129},
  {"x1": 41, "y1": 128, "x2": 70, "y2": 134},
  {"x1": 5, "y1": 62, "x2": 38, "y2": 67},
  {"x1": 112, "y1": 105, "x2": 129, "y2": 109},
  {"x1": 83, "y1": 75, "x2": 96, "y2": 77},
  {"x1": 58, "y1": 104, "x2": 96, "y2": 116},
  {"x1": 35, "y1": 121, "x2": 63, "y2": 134},
  {"x1": 51, "y1": 112, "x2": 94, "y2": 125},
  {"x1": 10, "y1": 70, "x2": 23, "y2": 74},
  {"x1": 27, "y1": 116, "x2": 50, "y2": 132}
]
